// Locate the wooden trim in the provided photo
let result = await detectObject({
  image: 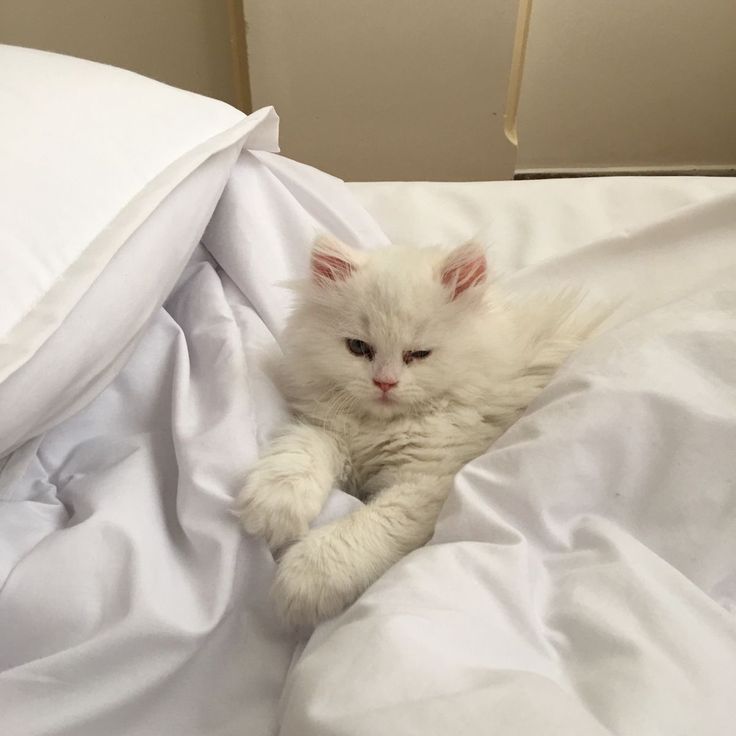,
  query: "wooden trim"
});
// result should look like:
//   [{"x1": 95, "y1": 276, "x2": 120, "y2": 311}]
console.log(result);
[
  {"x1": 227, "y1": 0, "x2": 252, "y2": 112},
  {"x1": 504, "y1": 0, "x2": 533, "y2": 147}
]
